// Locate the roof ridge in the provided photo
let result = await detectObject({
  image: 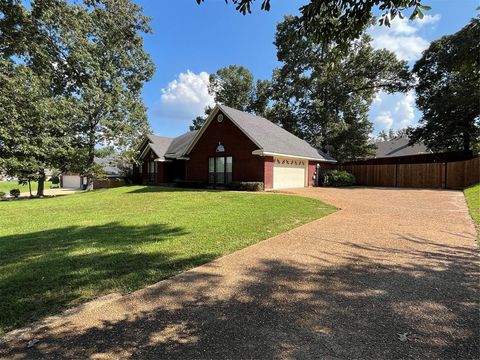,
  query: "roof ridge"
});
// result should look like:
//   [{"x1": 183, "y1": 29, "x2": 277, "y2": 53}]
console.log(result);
[{"x1": 218, "y1": 104, "x2": 335, "y2": 162}]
